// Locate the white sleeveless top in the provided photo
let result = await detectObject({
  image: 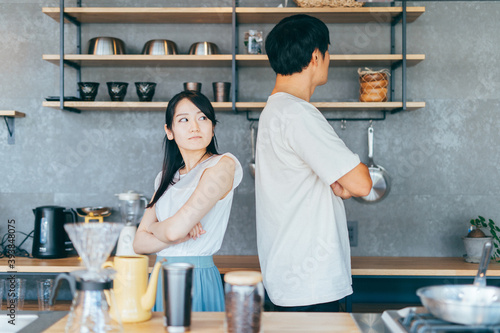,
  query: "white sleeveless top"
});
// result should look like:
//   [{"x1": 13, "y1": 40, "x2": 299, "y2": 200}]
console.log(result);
[{"x1": 154, "y1": 153, "x2": 243, "y2": 257}]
